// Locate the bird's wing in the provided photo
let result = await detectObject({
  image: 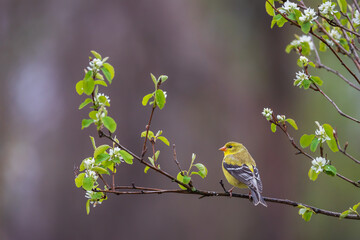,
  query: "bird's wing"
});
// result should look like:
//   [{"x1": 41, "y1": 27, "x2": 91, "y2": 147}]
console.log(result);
[{"x1": 223, "y1": 162, "x2": 262, "y2": 192}]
